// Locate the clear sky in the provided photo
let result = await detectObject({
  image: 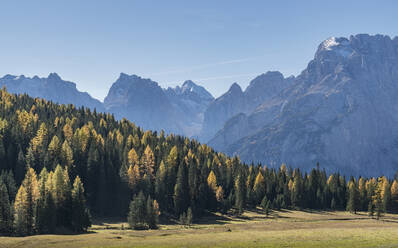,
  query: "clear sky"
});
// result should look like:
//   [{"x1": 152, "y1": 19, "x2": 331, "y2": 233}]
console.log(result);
[{"x1": 0, "y1": 0, "x2": 397, "y2": 101}]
